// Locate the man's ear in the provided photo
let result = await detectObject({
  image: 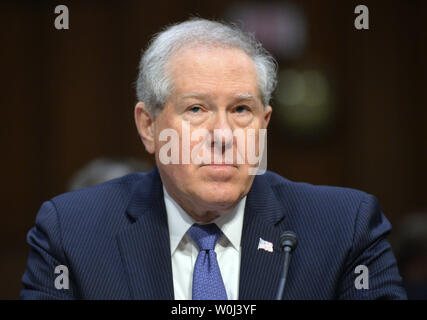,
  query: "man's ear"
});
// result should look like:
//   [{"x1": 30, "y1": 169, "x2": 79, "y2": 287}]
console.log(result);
[
  {"x1": 263, "y1": 105, "x2": 272, "y2": 128},
  {"x1": 135, "y1": 102, "x2": 155, "y2": 154}
]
